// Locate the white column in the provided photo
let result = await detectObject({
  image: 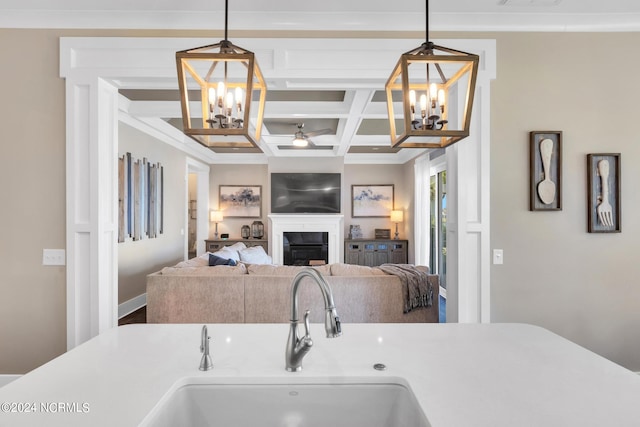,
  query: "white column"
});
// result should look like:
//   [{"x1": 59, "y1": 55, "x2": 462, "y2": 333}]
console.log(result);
[
  {"x1": 446, "y1": 73, "x2": 492, "y2": 324},
  {"x1": 66, "y1": 77, "x2": 119, "y2": 349}
]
